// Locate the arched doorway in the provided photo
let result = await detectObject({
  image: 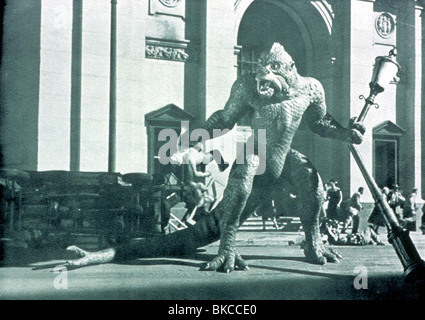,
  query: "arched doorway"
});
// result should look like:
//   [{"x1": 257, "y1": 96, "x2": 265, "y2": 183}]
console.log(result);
[
  {"x1": 236, "y1": 1, "x2": 313, "y2": 156},
  {"x1": 235, "y1": 1, "x2": 347, "y2": 187},
  {"x1": 237, "y1": 1, "x2": 307, "y2": 78},
  {"x1": 234, "y1": 0, "x2": 348, "y2": 215}
]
